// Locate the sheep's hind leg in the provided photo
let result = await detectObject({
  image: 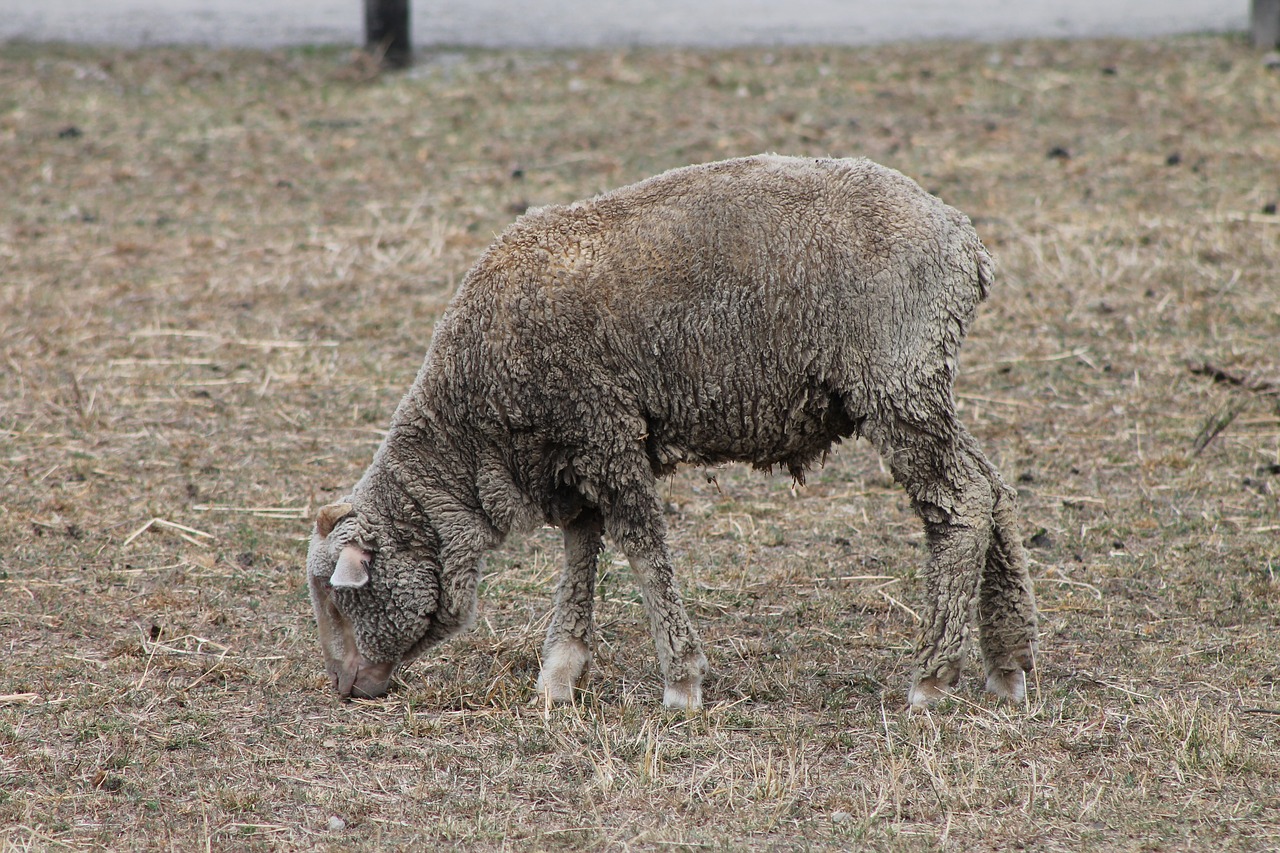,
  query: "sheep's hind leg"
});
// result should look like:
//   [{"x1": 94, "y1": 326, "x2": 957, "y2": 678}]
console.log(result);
[
  {"x1": 882, "y1": 422, "x2": 994, "y2": 708},
  {"x1": 978, "y1": 474, "x2": 1038, "y2": 703},
  {"x1": 536, "y1": 510, "x2": 604, "y2": 705},
  {"x1": 604, "y1": 474, "x2": 707, "y2": 709}
]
